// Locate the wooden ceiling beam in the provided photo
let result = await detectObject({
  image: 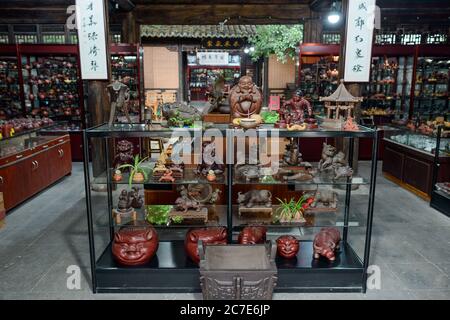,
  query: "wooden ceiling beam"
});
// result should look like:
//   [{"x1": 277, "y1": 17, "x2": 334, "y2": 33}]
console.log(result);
[{"x1": 134, "y1": 4, "x2": 311, "y2": 24}]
